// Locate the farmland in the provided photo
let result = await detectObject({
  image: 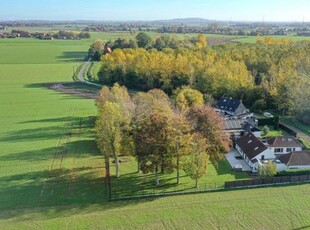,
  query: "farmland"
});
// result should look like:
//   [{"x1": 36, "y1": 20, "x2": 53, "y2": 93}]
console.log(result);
[{"x1": 0, "y1": 37, "x2": 310, "y2": 229}]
